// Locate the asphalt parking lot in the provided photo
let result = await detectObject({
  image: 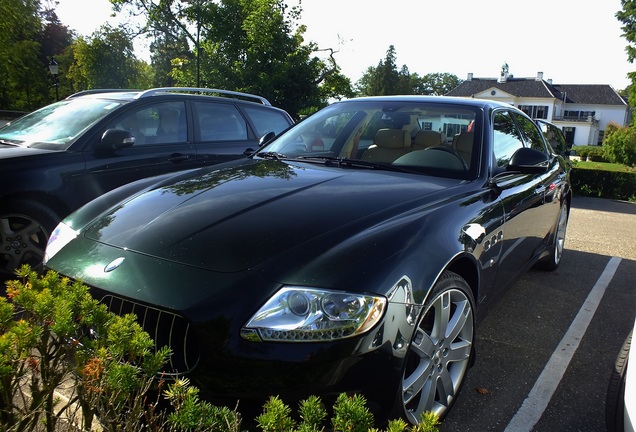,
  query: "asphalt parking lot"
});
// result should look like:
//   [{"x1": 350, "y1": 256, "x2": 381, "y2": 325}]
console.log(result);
[{"x1": 442, "y1": 196, "x2": 636, "y2": 431}]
